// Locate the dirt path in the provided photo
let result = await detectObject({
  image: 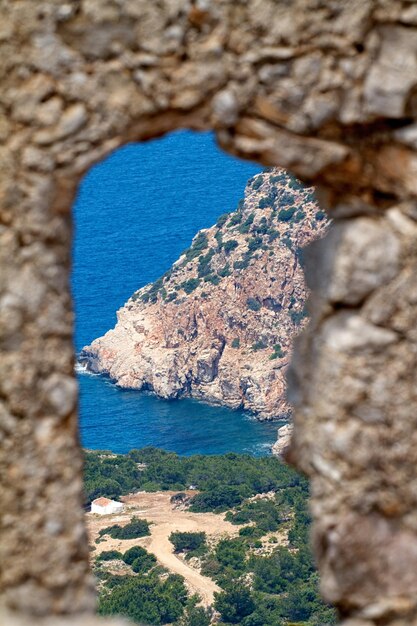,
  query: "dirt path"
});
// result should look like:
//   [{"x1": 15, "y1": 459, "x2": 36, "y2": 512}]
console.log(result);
[{"x1": 87, "y1": 491, "x2": 238, "y2": 606}]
